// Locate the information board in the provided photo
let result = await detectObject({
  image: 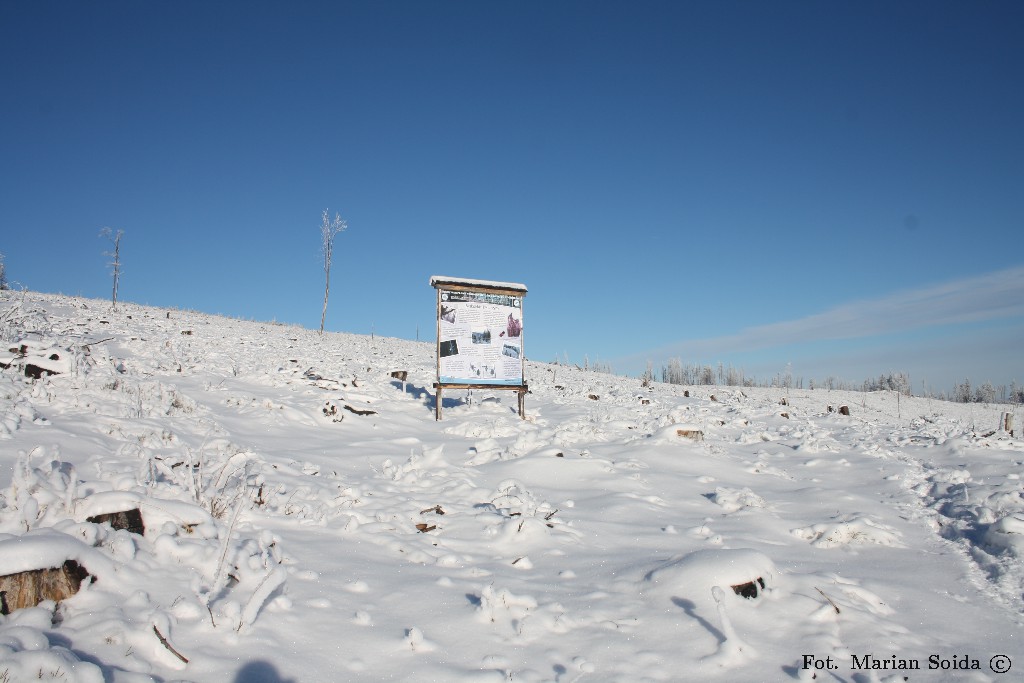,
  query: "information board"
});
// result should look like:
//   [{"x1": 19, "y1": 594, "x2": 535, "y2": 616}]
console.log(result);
[{"x1": 435, "y1": 287, "x2": 524, "y2": 386}]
